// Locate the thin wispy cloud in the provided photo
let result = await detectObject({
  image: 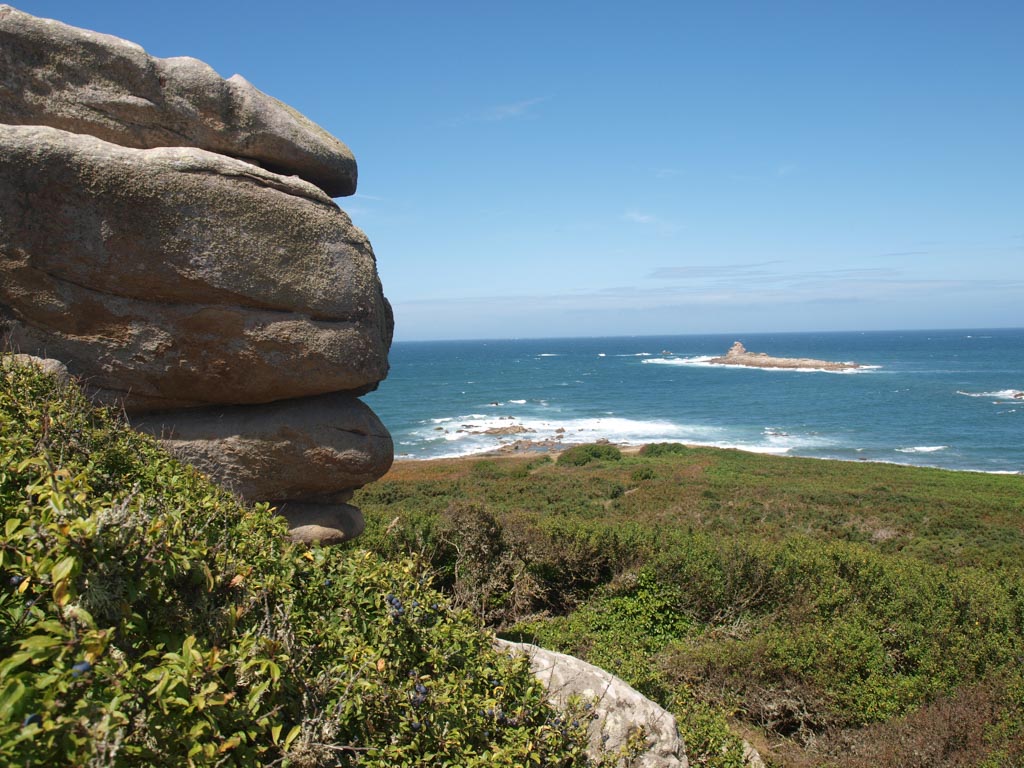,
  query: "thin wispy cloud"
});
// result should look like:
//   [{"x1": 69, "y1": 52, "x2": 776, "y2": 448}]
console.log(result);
[
  {"x1": 875, "y1": 239, "x2": 1024, "y2": 260},
  {"x1": 446, "y1": 96, "x2": 548, "y2": 126},
  {"x1": 482, "y1": 96, "x2": 547, "y2": 121},
  {"x1": 655, "y1": 168, "x2": 682, "y2": 179},
  {"x1": 648, "y1": 262, "x2": 783, "y2": 280},
  {"x1": 879, "y1": 250, "x2": 931, "y2": 258},
  {"x1": 623, "y1": 210, "x2": 658, "y2": 224},
  {"x1": 727, "y1": 163, "x2": 800, "y2": 183},
  {"x1": 622, "y1": 210, "x2": 683, "y2": 233},
  {"x1": 340, "y1": 204, "x2": 369, "y2": 219},
  {"x1": 391, "y1": 272, "x2": 1024, "y2": 338},
  {"x1": 396, "y1": 276, "x2": 1024, "y2": 317}
]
